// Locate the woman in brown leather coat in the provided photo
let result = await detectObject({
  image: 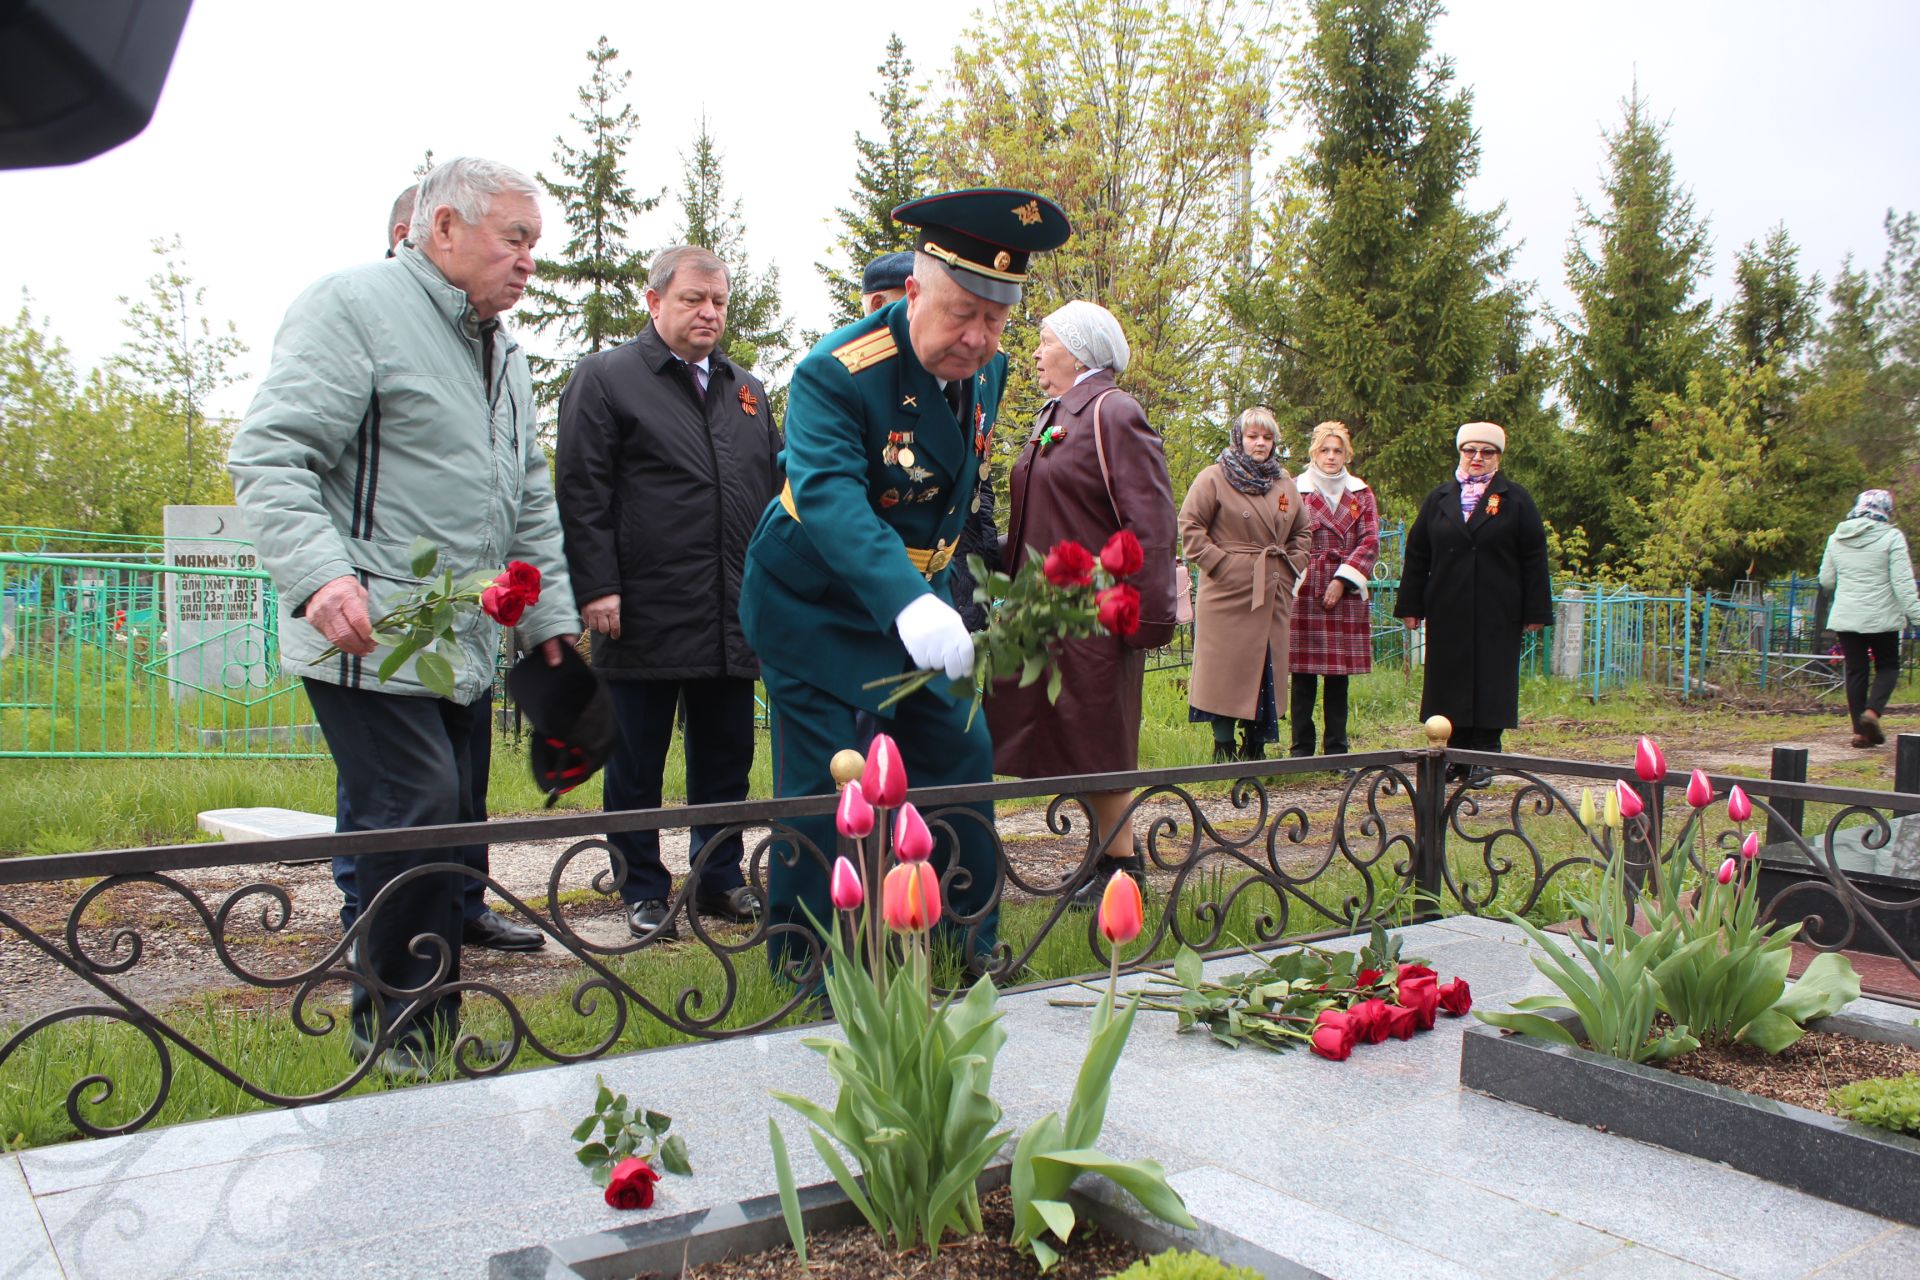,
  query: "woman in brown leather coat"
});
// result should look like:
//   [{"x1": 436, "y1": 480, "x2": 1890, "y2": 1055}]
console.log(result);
[
  {"x1": 1179, "y1": 407, "x2": 1312, "y2": 762},
  {"x1": 988, "y1": 300, "x2": 1178, "y2": 905}
]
